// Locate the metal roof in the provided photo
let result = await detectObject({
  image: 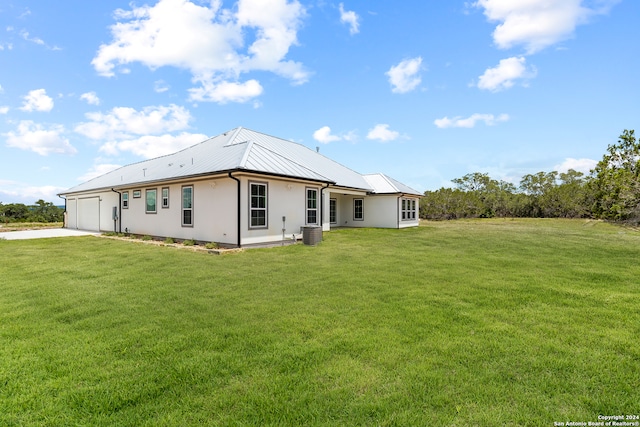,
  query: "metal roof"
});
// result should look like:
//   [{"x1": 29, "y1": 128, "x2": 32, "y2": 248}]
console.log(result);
[
  {"x1": 363, "y1": 173, "x2": 422, "y2": 196},
  {"x1": 60, "y1": 127, "x2": 417, "y2": 196}
]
